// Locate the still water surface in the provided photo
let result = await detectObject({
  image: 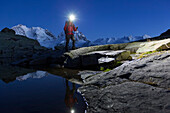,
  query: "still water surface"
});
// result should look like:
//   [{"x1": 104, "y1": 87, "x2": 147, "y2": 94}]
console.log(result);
[{"x1": 0, "y1": 67, "x2": 86, "y2": 113}]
